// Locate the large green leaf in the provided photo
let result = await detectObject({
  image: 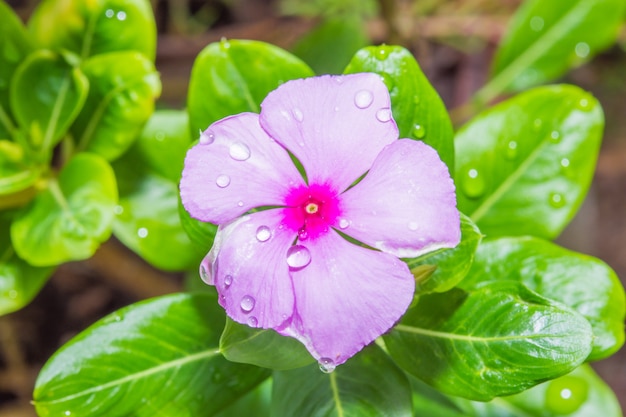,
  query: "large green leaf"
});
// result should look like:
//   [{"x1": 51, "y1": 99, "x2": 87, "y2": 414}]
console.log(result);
[
  {"x1": 10, "y1": 50, "x2": 88, "y2": 153},
  {"x1": 272, "y1": 345, "x2": 412, "y2": 417},
  {"x1": 0, "y1": 215, "x2": 54, "y2": 316},
  {"x1": 384, "y1": 282, "x2": 593, "y2": 401},
  {"x1": 33, "y1": 292, "x2": 270, "y2": 416},
  {"x1": 455, "y1": 85, "x2": 603, "y2": 239},
  {"x1": 477, "y1": 0, "x2": 626, "y2": 101},
  {"x1": 460, "y1": 236, "x2": 625, "y2": 361},
  {"x1": 220, "y1": 318, "x2": 314, "y2": 370},
  {"x1": 11, "y1": 153, "x2": 117, "y2": 266},
  {"x1": 214, "y1": 378, "x2": 272, "y2": 417},
  {"x1": 0, "y1": 1, "x2": 33, "y2": 139},
  {"x1": 187, "y1": 39, "x2": 314, "y2": 137},
  {"x1": 344, "y1": 45, "x2": 455, "y2": 173},
  {"x1": 405, "y1": 213, "x2": 482, "y2": 293},
  {"x1": 28, "y1": 0, "x2": 156, "y2": 60},
  {"x1": 72, "y1": 51, "x2": 161, "y2": 161}
]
